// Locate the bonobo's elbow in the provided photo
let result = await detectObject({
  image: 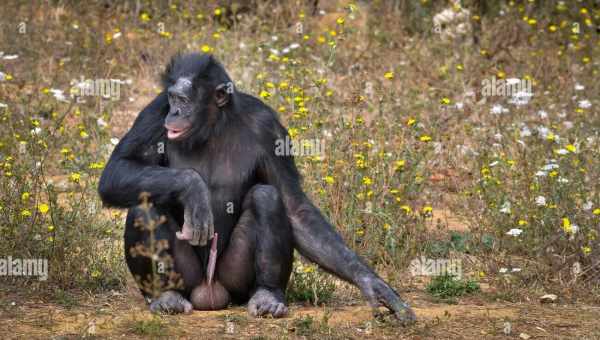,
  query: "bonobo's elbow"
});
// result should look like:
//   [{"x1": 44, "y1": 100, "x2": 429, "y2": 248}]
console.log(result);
[{"x1": 97, "y1": 167, "x2": 119, "y2": 207}]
